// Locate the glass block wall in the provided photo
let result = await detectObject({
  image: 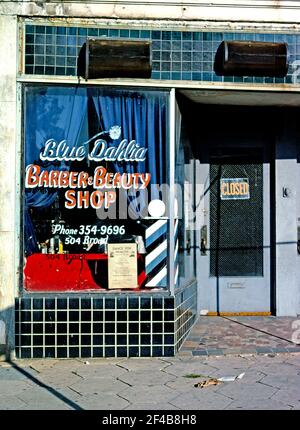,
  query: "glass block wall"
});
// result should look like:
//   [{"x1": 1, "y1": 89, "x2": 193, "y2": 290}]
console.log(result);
[{"x1": 24, "y1": 24, "x2": 300, "y2": 84}]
